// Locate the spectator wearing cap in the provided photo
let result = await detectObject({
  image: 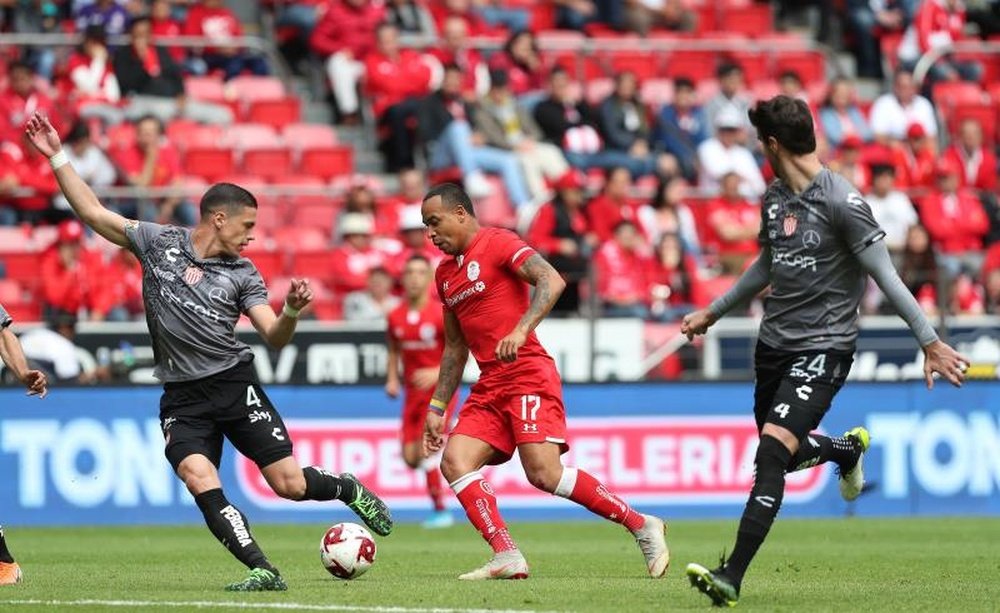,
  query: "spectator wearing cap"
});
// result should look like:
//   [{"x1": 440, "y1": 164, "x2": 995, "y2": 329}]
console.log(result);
[
  {"x1": 387, "y1": 204, "x2": 442, "y2": 277},
  {"x1": 818, "y1": 77, "x2": 873, "y2": 149},
  {"x1": 898, "y1": 0, "x2": 981, "y2": 84},
  {"x1": 704, "y1": 63, "x2": 752, "y2": 140},
  {"x1": 0, "y1": 61, "x2": 60, "y2": 142},
  {"x1": 310, "y1": 0, "x2": 386, "y2": 125},
  {"x1": 65, "y1": 25, "x2": 124, "y2": 125},
  {"x1": 417, "y1": 63, "x2": 532, "y2": 209},
  {"x1": 0, "y1": 130, "x2": 60, "y2": 225},
  {"x1": 865, "y1": 164, "x2": 918, "y2": 258},
  {"x1": 919, "y1": 158, "x2": 990, "y2": 255},
  {"x1": 184, "y1": 0, "x2": 269, "y2": 80},
  {"x1": 343, "y1": 267, "x2": 401, "y2": 321},
  {"x1": 653, "y1": 77, "x2": 708, "y2": 182},
  {"x1": 704, "y1": 171, "x2": 760, "y2": 275},
  {"x1": 476, "y1": 69, "x2": 571, "y2": 206},
  {"x1": 943, "y1": 118, "x2": 997, "y2": 192},
  {"x1": 892, "y1": 122, "x2": 937, "y2": 188},
  {"x1": 829, "y1": 135, "x2": 872, "y2": 192},
  {"x1": 380, "y1": 168, "x2": 428, "y2": 238},
  {"x1": 594, "y1": 220, "x2": 653, "y2": 319},
  {"x1": 115, "y1": 16, "x2": 233, "y2": 124},
  {"x1": 39, "y1": 221, "x2": 109, "y2": 321},
  {"x1": 329, "y1": 212, "x2": 388, "y2": 294},
  {"x1": 55, "y1": 122, "x2": 117, "y2": 215},
  {"x1": 427, "y1": 15, "x2": 490, "y2": 99},
  {"x1": 385, "y1": 0, "x2": 438, "y2": 37},
  {"x1": 870, "y1": 69, "x2": 938, "y2": 143},
  {"x1": 364, "y1": 22, "x2": 434, "y2": 172},
  {"x1": 526, "y1": 170, "x2": 594, "y2": 314},
  {"x1": 75, "y1": 0, "x2": 129, "y2": 36},
  {"x1": 697, "y1": 107, "x2": 766, "y2": 199},
  {"x1": 597, "y1": 72, "x2": 676, "y2": 178}
]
